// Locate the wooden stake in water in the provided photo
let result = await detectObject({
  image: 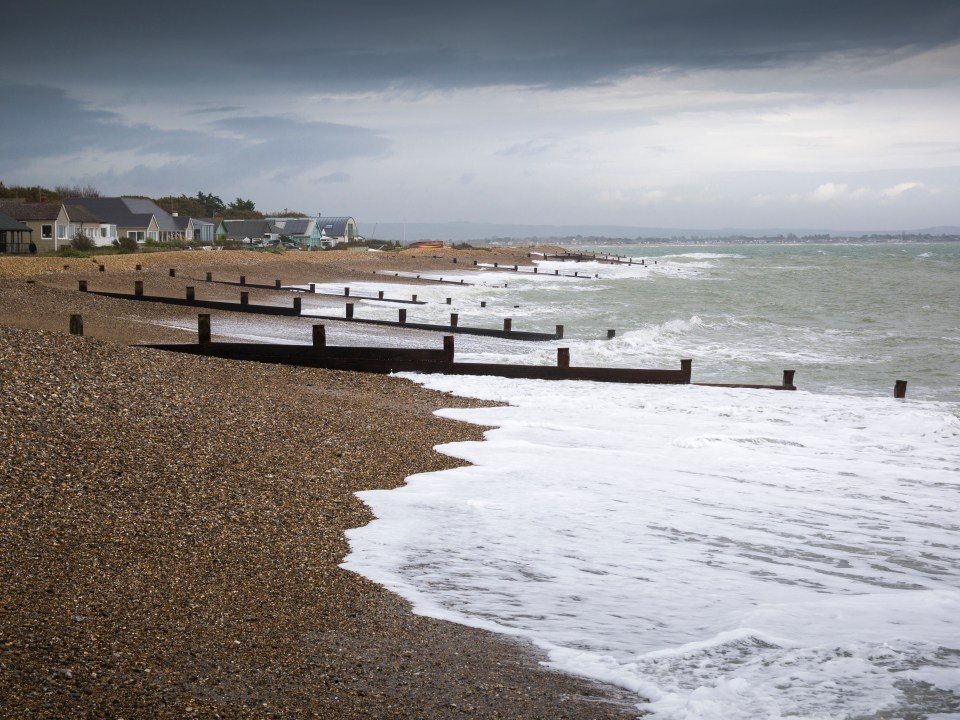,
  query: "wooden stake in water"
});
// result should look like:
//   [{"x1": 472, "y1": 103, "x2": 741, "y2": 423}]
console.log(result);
[
  {"x1": 894, "y1": 380, "x2": 907, "y2": 398},
  {"x1": 313, "y1": 324, "x2": 326, "y2": 347},
  {"x1": 69, "y1": 314, "x2": 83, "y2": 336},
  {"x1": 198, "y1": 314, "x2": 211, "y2": 344}
]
